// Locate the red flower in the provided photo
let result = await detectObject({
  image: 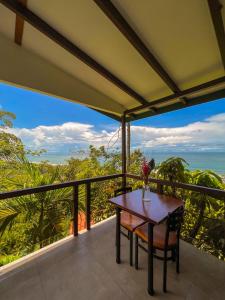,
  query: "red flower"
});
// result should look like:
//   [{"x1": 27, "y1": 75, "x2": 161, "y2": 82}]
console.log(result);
[
  {"x1": 142, "y1": 160, "x2": 150, "y2": 176},
  {"x1": 141, "y1": 158, "x2": 155, "y2": 185}
]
